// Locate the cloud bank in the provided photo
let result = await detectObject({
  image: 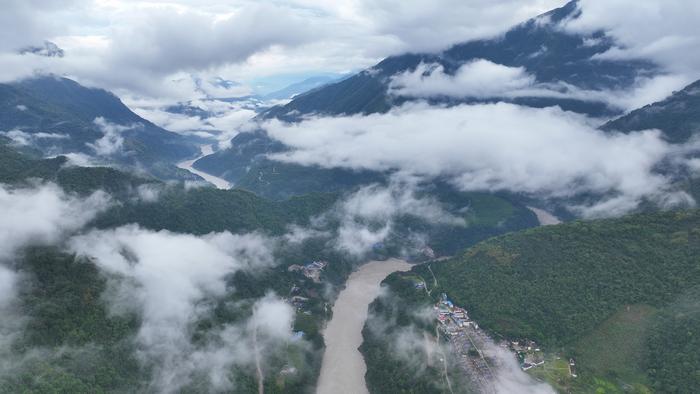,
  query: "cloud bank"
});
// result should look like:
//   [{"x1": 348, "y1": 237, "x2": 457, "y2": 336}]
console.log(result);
[
  {"x1": 68, "y1": 225, "x2": 287, "y2": 392},
  {"x1": 389, "y1": 61, "x2": 690, "y2": 112},
  {"x1": 0, "y1": 183, "x2": 110, "y2": 261},
  {"x1": 390, "y1": 61, "x2": 534, "y2": 99},
  {"x1": 264, "y1": 102, "x2": 698, "y2": 217}
]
